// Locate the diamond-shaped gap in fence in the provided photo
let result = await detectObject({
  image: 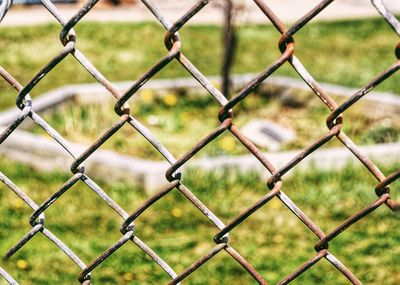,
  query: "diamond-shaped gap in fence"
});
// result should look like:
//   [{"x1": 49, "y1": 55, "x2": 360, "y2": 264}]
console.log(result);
[
  {"x1": 291, "y1": 15, "x2": 399, "y2": 93},
  {"x1": 224, "y1": 84, "x2": 335, "y2": 151},
  {"x1": 181, "y1": 168, "x2": 269, "y2": 223},
  {"x1": 77, "y1": 178, "x2": 240, "y2": 284},
  {"x1": 1, "y1": 228, "x2": 84, "y2": 284},
  {"x1": 175, "y1": 25, "x2": 226, "y2": 78},
  {"x1": 71, "y1": 21, "x2": 173, "y2": 82},
  {"x1": 278, "y1": 162, "x2": 388, "y2": 235},
  {"x1": 229, "y1": 26, "x2": 282, "y2": 76},
  {"x1": 10, "y1": 174, "x2": 135, "y2": 282},
  {"x1": 324, "y1": 193, "x2": 400, "y2": 285},
  {"x1": 126, "y1": 186, "x2": 220, "y2": 274},
  {"x1": 209, "y1": 190, "x2": 319, "y2": 284},
  {"x1": 0, "y1": 162, "x2": 82, "y2": 283},
  {"x1": 173, "y1": 14, "x2": 283, "y2": 80},
  {"x1": 105, "y1": 65, "x2": 228, "y2": 157},
  {"x1": 0, "y1": 24, "x2": 63, "y2": 96},
  {"x1": 35, "y1": 177, "x2": 123, "y2": 240}
]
